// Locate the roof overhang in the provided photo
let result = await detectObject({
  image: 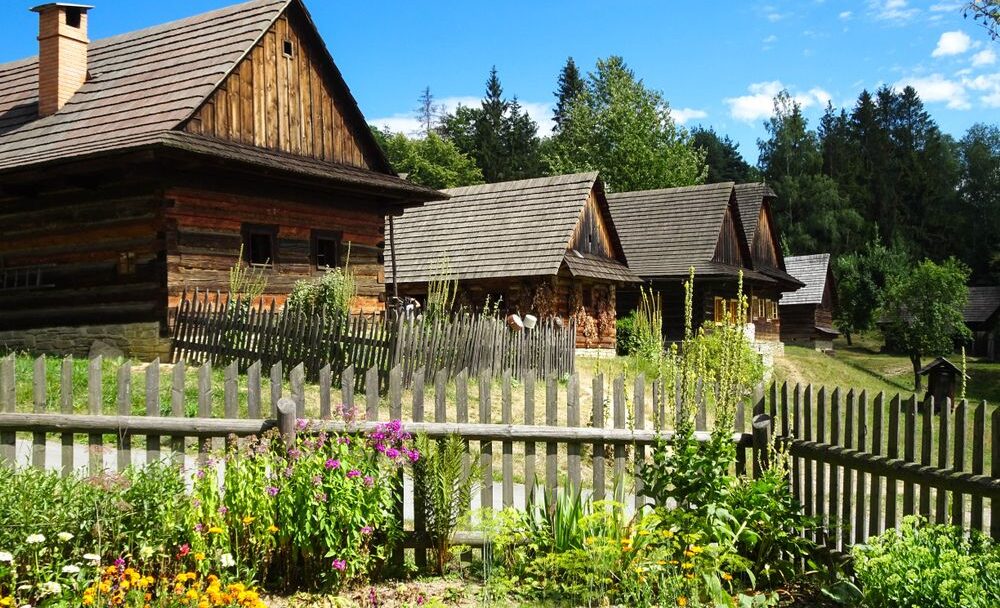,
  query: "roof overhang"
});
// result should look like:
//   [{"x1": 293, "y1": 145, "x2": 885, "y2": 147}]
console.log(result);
[{"x1": 562, "y1": 250, "x2": 642, "y2": 283}]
